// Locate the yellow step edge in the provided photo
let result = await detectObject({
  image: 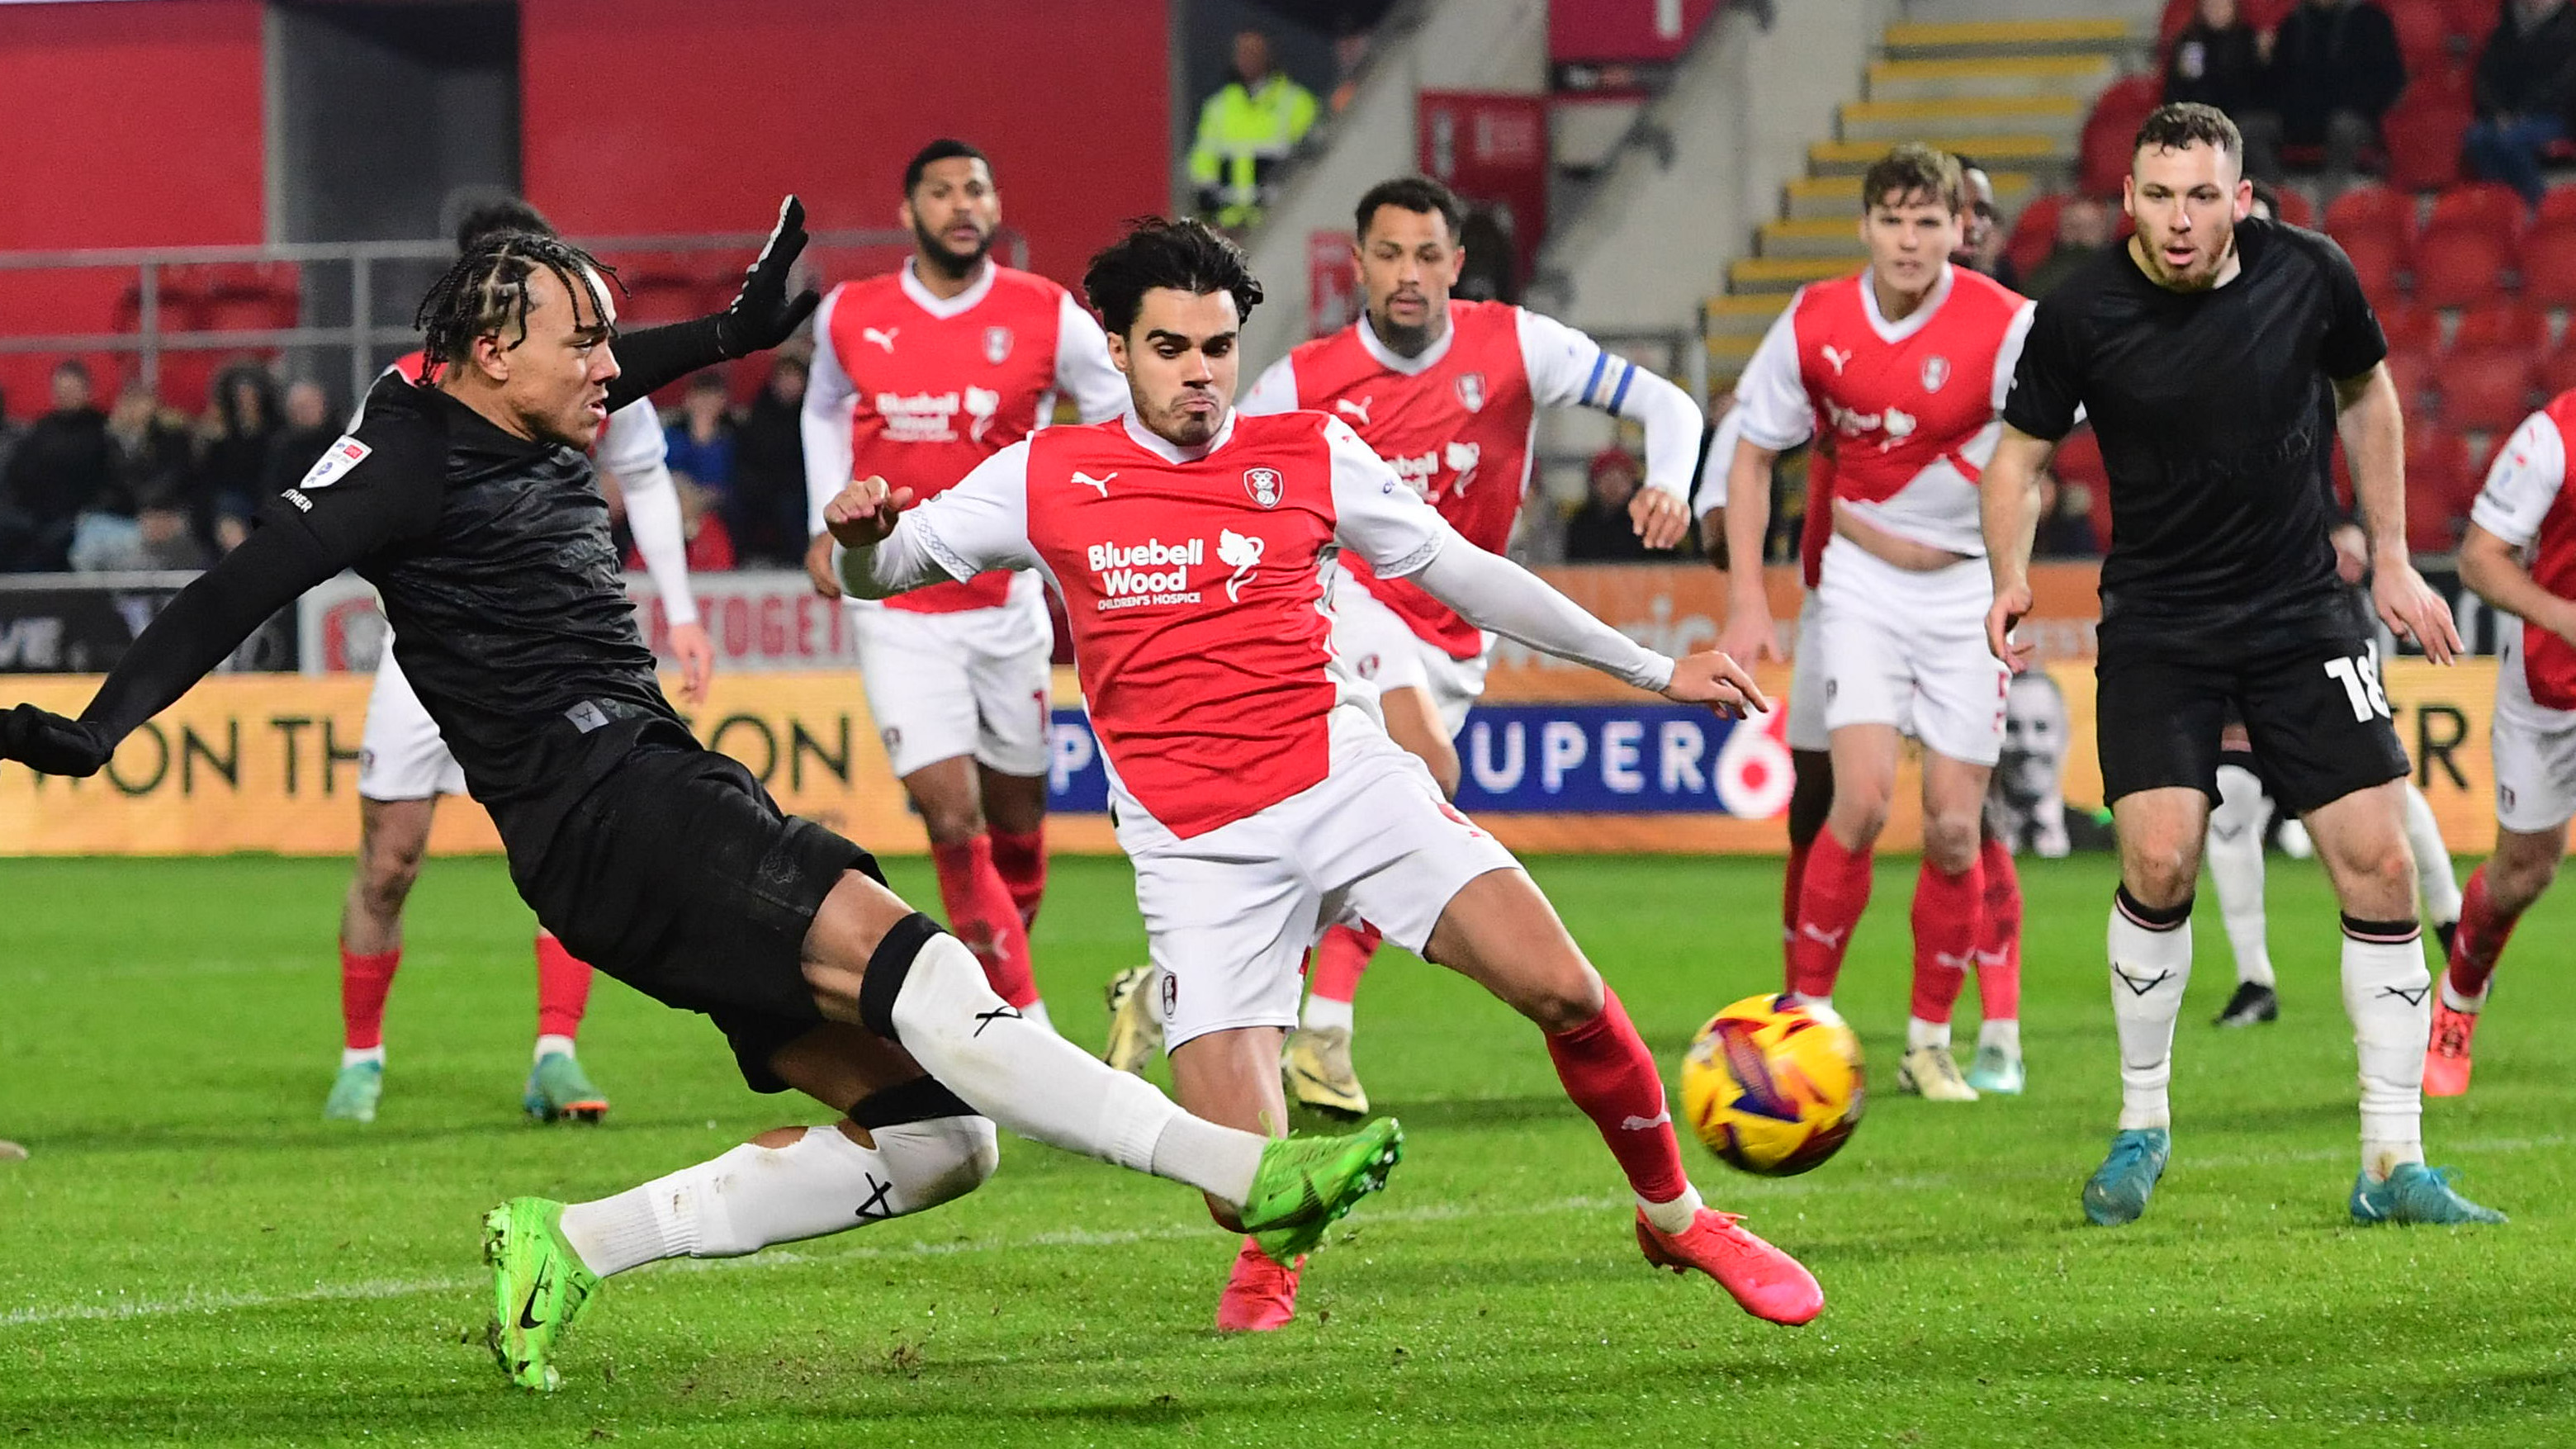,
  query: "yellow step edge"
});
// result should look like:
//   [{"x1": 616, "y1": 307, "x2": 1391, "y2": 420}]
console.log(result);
[
  {"x1": 1707, "y1": 294, "x2": 1791, "y2": 318},
  {"x1": 1731, "y1": 257, "x2": 1850, "y2": 282},
  {"x1": 1788, "y1": 170, "x2": 2039, "y2": 199},
  {"x1": 1764, "y1": 218, "x2": 1864, "y2": 240},
  {"x1": 1844, "y1": 97, "x2": 2082, "y2": 122},
  {"x1": 1869, "y1": 56, "x2": 2112, "y2": 80},
  {"x1": 1883, "y1": 19, "x2": 2136, "y2": 45},
  {"x1": 1811, "y1": 135, "x2": 2062, "y2": 163}
]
